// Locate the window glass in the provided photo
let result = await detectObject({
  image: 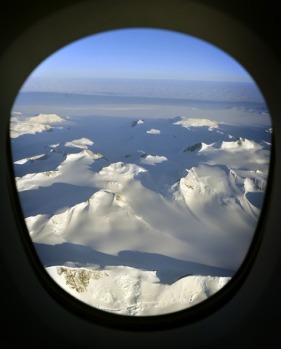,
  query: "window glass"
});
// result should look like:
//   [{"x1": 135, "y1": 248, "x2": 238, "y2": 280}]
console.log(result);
[{"x1": 10, "y1": 28, "x2": 272, "y2": 316}]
